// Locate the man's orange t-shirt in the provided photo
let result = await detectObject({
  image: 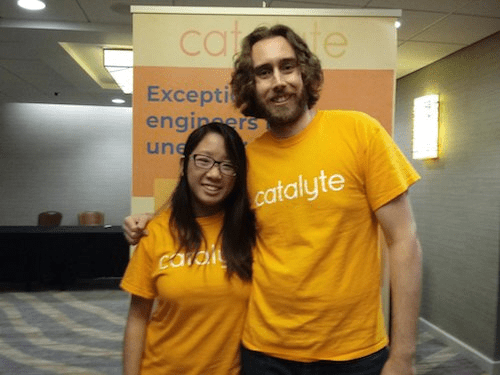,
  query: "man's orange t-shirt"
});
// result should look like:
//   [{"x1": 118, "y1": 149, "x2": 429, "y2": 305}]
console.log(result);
[{"x1": 243, "y1": 110, "x2": 420, "y2": 361}]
